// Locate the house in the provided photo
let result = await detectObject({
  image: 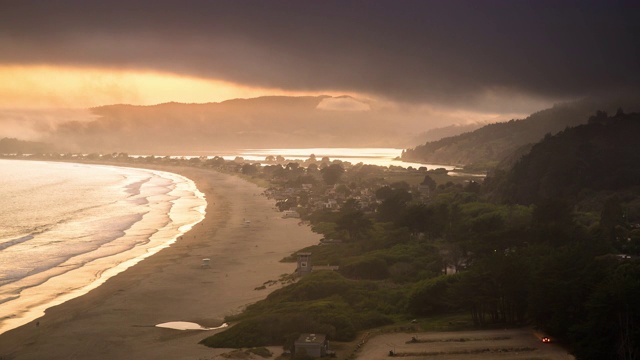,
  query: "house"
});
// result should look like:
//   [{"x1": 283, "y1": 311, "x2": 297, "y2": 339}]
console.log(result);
[
  {"x1": 294, "y1": 333, "x2": 328, "y2": 358},
  {"x1": 324, "y1": 199, "x2": 338, "y2": 209}
]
